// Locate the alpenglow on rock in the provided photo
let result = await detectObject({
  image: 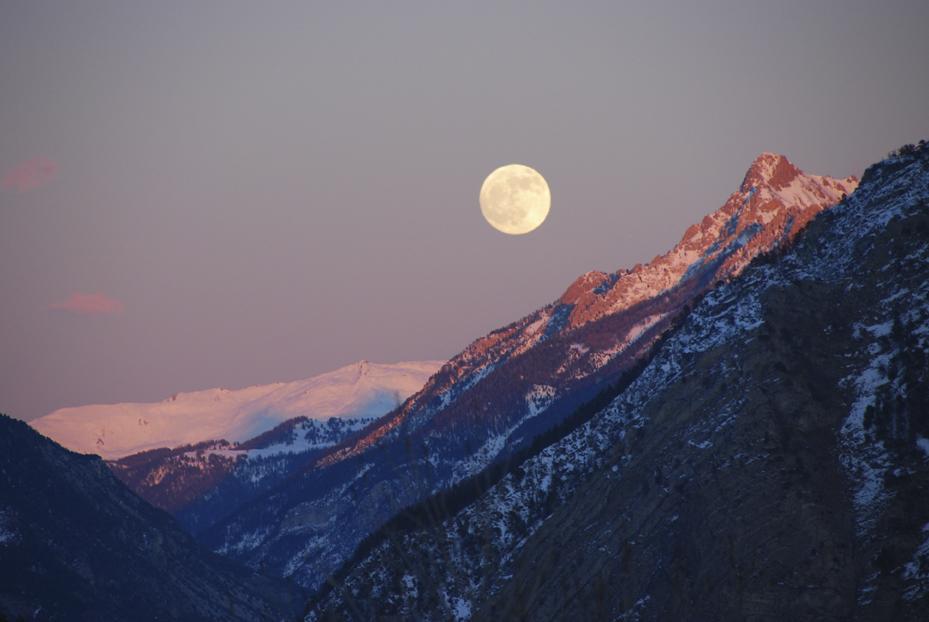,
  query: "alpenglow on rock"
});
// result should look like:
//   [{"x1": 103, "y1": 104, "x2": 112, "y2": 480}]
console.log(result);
[
  {"x1": 305, "y1": 145, "x2": 929, "y2": 621},
  {"x1": 202, "y1": 153, "x2": 858, "y2": 590}
]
